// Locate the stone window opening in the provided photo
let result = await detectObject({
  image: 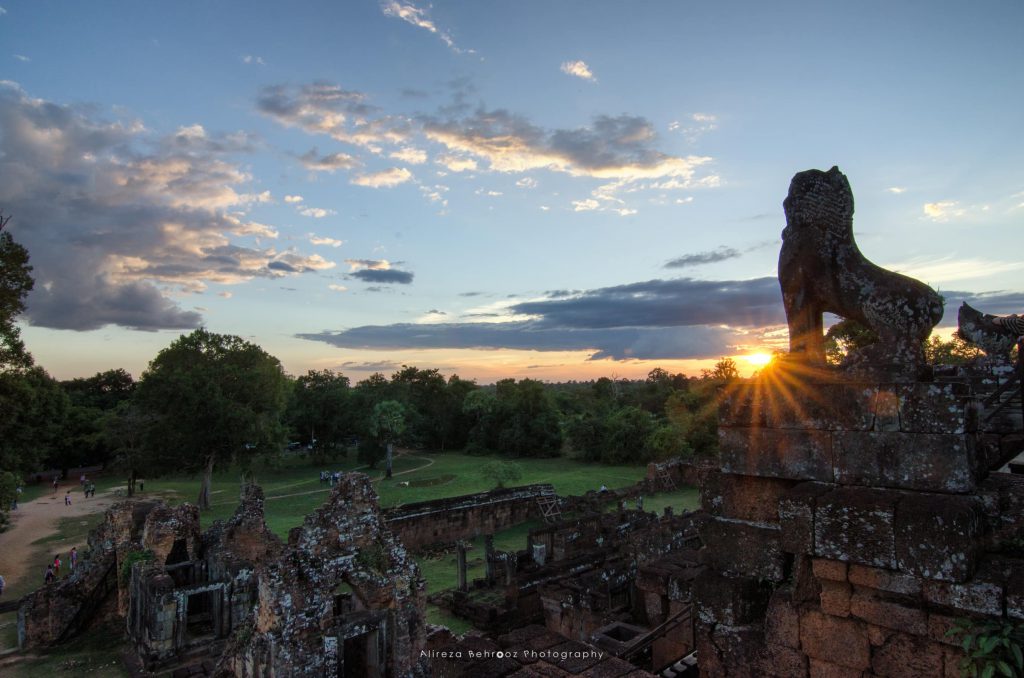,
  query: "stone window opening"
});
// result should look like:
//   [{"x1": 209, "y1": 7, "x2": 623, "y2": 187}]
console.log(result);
[{"x1": 185, "y1": 591, "x2": 216, "y2": 642}]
